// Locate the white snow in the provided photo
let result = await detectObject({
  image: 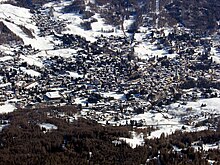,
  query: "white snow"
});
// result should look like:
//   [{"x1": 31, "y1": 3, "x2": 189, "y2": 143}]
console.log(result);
[
  {"x1": 0, "y1": 0, "x2": 9, "y2": 3},
  {"x1": 25, "y1": 82, "x2": 39, "y2": 89},
  {"x1": 41, "y1": 48, "x2": 78, "y2": 58},
  {"x1": 20, "y1": 67, "x2": 41, "y2": 77},
  {"x1": 101, "y1": 92, "x2": 126, "y2": 100},
  {"x1": 45, "y1": 91, "x2": 61, "y2": 99},
  {"x1": 38, "y1": 123, "x2": 58, "y2": 132},
  {"x1": 60, "y1": 13, "x2": 97, "y2": 42},
  {"x1": 124, "y1": 97, "x2": 220, "y2": 139},
  {"x1": 119, "y1": 131, "x2": 145, "y2": 149},
  {"x1": 0, "y1": 56, "x2": 13, "y2": 61},
  {"x1": 90, "y1": 0, "x2": 96, "y2": 4},
  {"x1": 147, "y1": 125, "x2": 181, "y2": 139},
  {"x1": 131, "y1": 112, "x2": 179, "y2": 126},
  {"x1": 123, "y1": 16, "x2": 135, "y2": 30},
  {"x1": 3, "y1": 20, "x2": 54, "y2": 50},
  {"x1": 0, "y1": 4, "x2": 54, "y2": 50},
  {"x1": 0, "y1": 4, "x2": 31, "y2": 22},
  {"x1": 210, "y1": 49, "x2": 220, "y2": 63},
  {"x1": 66, "y1": 71, "x2": 83, "y2": 78},
  {"x1": 0, "y1": 1, "x2": 218, "y2": 145},
  {"x1": 44, "y1": 1, "x2": 131, "y2": 43},
  {"x1": 208, "y1": 160, "x2": 217, "y2": 165},
  {"x1": 144, "y1": 98, "x2": 220, "y2": 138},
  {"x1": 192, "y1": 142, "x2": 220, "y2": 151},
  {"x1": 0, "y1": 103, "x2": 16, "y2": 114},
  {"x1": 203, "y1": 143, "x2": 219, "y2": 151},
  {"x1": 210, "y1": 47, "x2": 220, "y2": 64},
  {"x1": 210, "y1": 55, "x2": 220, "y2": 64},
  {"x1": 169, "y1": 98, "x2": 220, "y2": 115},
  {"x1": 134, "y1": 41, "x2": 177, "y2": 59},
  {"x1": 91, "y1": 13, "x2": 114, "y2": 32},
  {"x1": 74, "y1": 97, "x2": 87, "y2": 106},
  {"x1": 20, "y1": 55, "x2": 44, "y2": 68},
  {"x1": 0, "y1": 45, "x2": 14, "y2": 54},
  {"x1": 0, "y1": 82, "x2": 11, "y2": 88},
  {"x1": 133, "y1": 29, "x2": 177, "y2": 59}
]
